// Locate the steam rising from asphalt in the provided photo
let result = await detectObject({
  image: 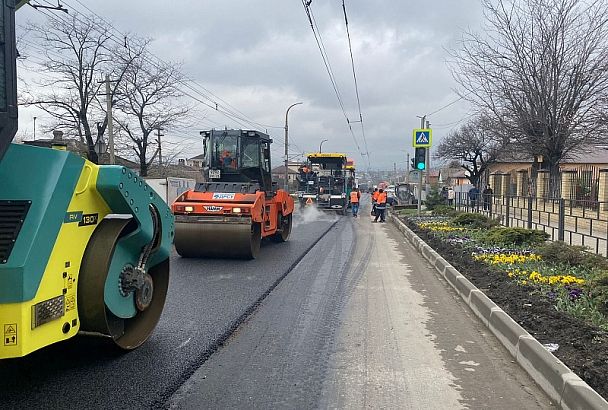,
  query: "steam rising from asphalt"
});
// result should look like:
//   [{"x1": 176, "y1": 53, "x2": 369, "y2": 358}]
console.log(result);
[{"x1": 293, "y1": 206, "x2": 339, "y2": 227}]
